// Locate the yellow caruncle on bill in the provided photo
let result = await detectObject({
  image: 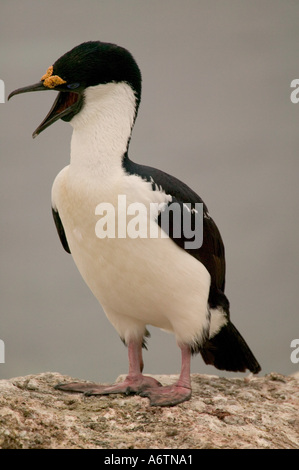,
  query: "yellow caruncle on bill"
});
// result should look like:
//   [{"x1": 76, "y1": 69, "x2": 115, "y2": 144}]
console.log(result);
[{"x1": 41, "y1": 65, "x2": 66, "y2": 89}]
